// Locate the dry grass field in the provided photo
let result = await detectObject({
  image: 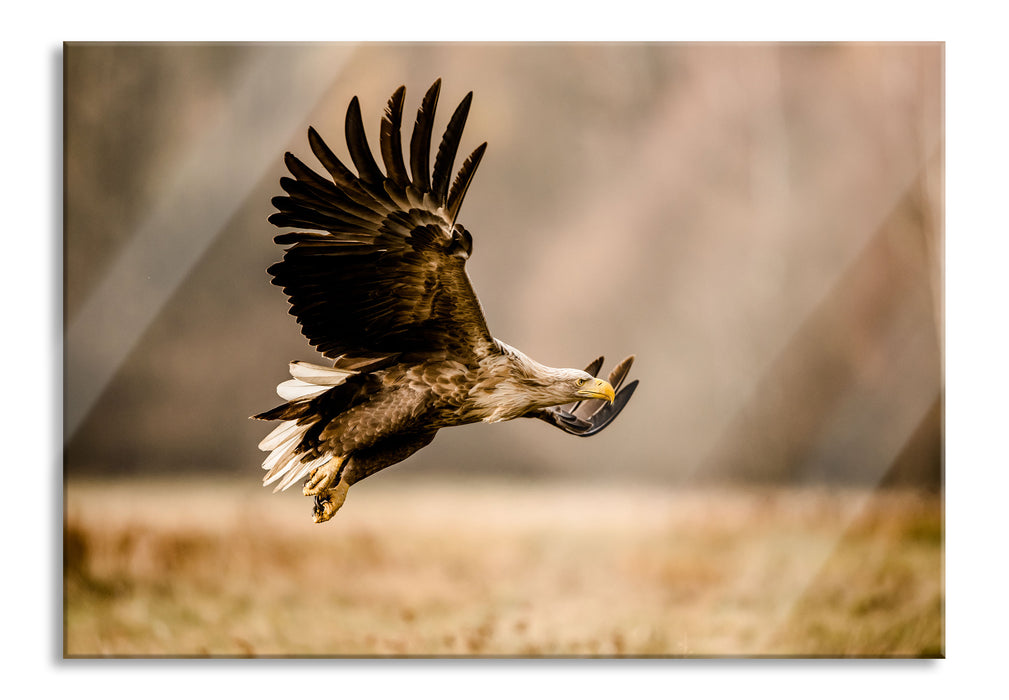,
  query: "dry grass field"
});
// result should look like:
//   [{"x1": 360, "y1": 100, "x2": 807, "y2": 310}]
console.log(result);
[{"x1": 63, "y1": 477, "x2": 942, "y2": 657}]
